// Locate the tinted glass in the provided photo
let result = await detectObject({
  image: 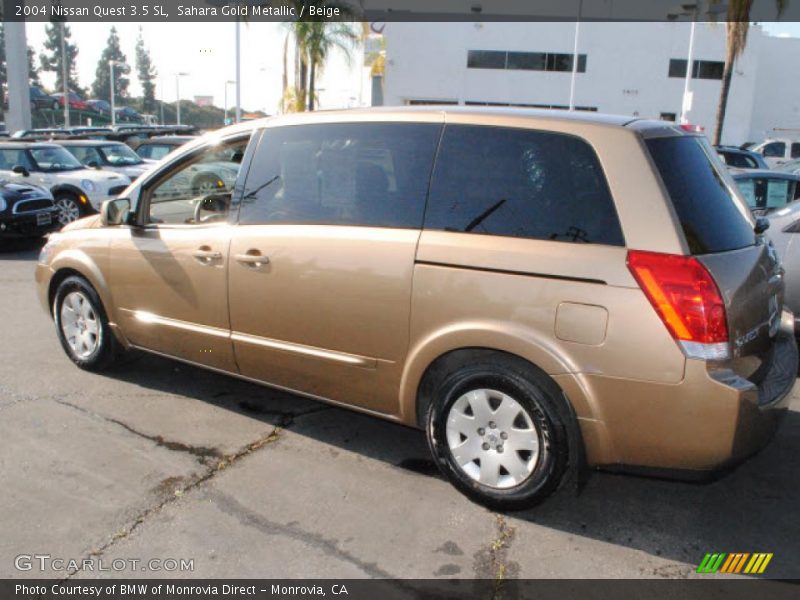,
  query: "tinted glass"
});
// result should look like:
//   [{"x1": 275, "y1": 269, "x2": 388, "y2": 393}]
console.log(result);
[
  {"x1": 646, "y1": 136, "x2": 755, "y2": 254},
  {"x1": 507, "y1": 51, "x2": 545, "y2": 71},
  {"x1": 721, "y1": 151, "x2": 757, "y2": 169},
  {"x1": 467, "y1": 50, "x2": 506, "y2": 69},
  {"x1": 425, "y1": 125, "x2": 624, "y2": 246},
  {"x1": 668, "y1": 59, "x2": 687, "y2": 78},
  {"x1": 763, "y1": 142, "x2": 785, "y2": 158},
  {"x1": 791, "y1": 143, "x2": 800, "y2": 159},
  {"x1": 239, "y1": 123, "x2": 442, "y2": 228}
]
